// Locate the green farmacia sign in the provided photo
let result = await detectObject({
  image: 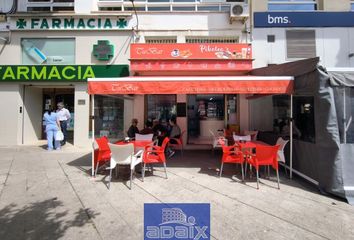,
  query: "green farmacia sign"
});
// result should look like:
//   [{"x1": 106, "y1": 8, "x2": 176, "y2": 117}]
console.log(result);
[
  {"x1": 12, "y1": 17, "x2": 130, "y2": 30},
  {"x1": 0, "y1": 65, "x2": 129, "y2": 81}
]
